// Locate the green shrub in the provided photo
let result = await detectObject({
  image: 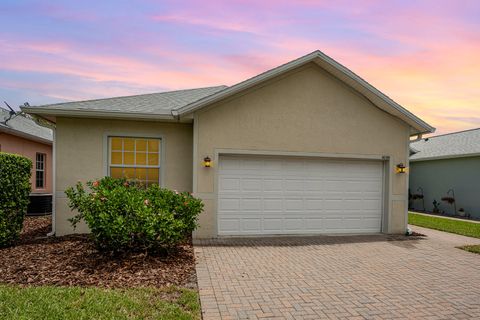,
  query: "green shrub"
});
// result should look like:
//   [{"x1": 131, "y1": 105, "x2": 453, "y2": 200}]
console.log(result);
[
  {"x1": 65, "y1": 177, "x2": 203, "y2": 253},
  {"x1": 0, "y1": 152, "x2": 32, "y2": 247}
]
